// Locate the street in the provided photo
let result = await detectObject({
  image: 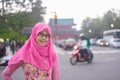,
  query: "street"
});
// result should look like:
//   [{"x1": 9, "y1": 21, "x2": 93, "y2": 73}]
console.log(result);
[
  {"x1": 0, "y1": 45, "x2": 120, "y2": 80},
  {"x1": 59, "y1": 46, "x2": 120, "y2": 80}
]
